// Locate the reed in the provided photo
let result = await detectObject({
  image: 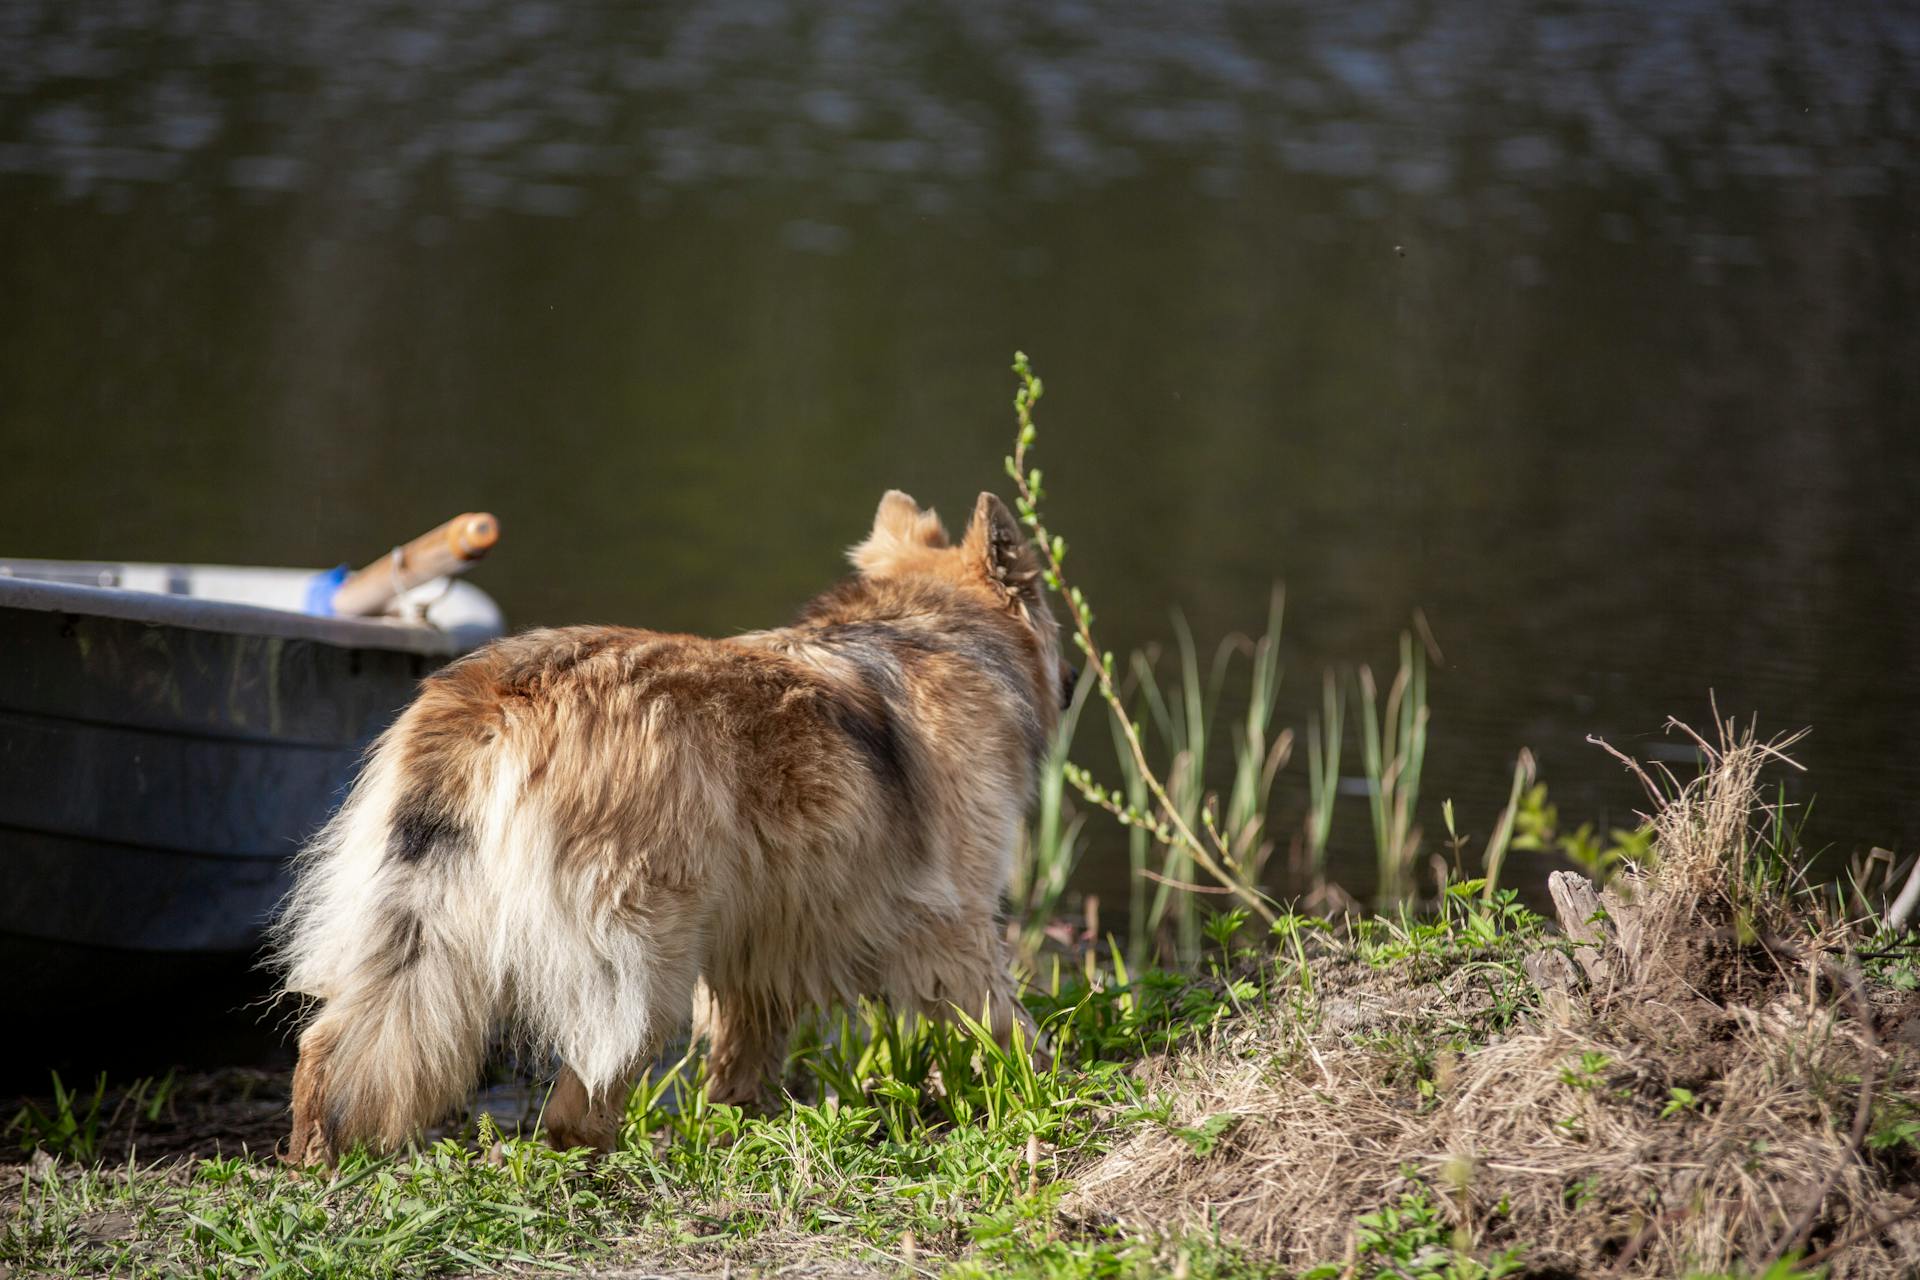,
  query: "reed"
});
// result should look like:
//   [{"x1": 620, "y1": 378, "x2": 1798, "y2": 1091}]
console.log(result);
[
  {"x1": 1223, "y1": 587, "x2": 1290, "y2": 893},
  {"x1": 1301, "y1": 667, "x2": 1344, "y2": 886},
  {"x1": 1006, "y1": 674, "x2": 1093, "y2": 955},
  {"x1": 1058, "y1": 595, "x2": 1293, "y2": 966},
  {"x1": 1356, "y1": 630, "x2": 1429, "y2": 907},
  {"x1": 1478, "y1": 748, "x2": 1537, "y2": 900},
  {"x1": 1008, "y1": 352, "x2": 1449, "y2": 942}
]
